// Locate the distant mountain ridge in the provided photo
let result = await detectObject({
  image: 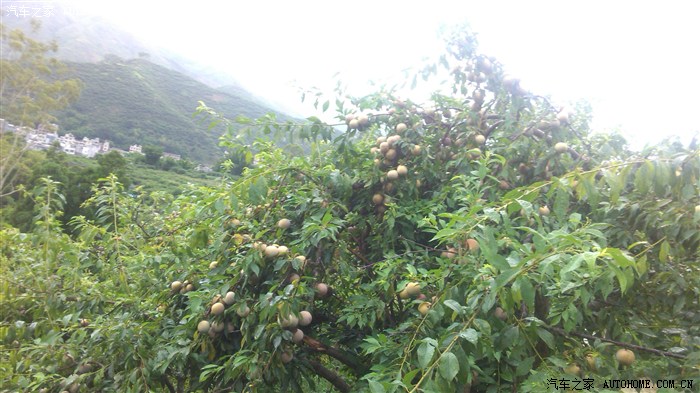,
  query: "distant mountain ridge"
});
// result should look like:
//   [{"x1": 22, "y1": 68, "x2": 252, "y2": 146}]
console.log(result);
[
  {"x1": 56, "y1": 57, "x2": 292, "y2": 163},
  {"x1": 1, "y1": 5, "x2": 296, "y2": 164},
  {"x1": 1, "y1": 5, "x2": 245, "y2": 89}
]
